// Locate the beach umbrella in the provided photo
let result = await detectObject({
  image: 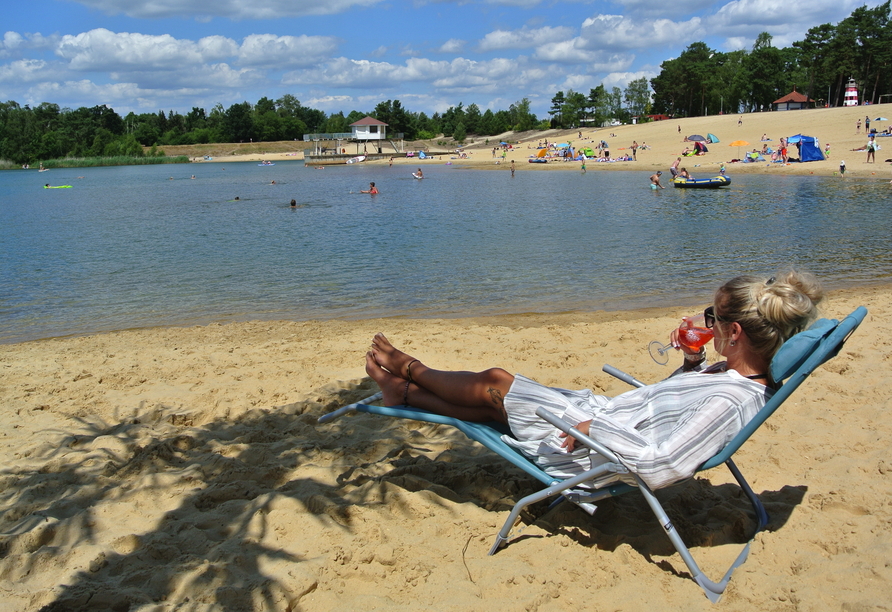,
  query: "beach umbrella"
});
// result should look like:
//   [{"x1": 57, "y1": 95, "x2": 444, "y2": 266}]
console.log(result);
[
  {"x1": 729, "y1": 140, "x2": 749, "y2": 158},
  {"x1": 687, "y1": 134, "x2": 706, "y2": 141}
]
